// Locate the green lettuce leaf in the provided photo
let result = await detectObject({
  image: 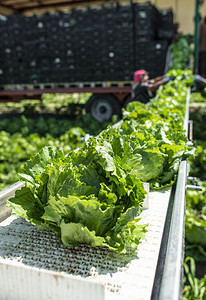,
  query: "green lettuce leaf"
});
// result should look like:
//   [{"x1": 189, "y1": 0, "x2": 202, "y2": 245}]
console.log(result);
[
  {"x1": 60, "y1": 221, "x2": 107, "y2": 247},
  {"x1": 42, "y1": 194, "x2": 118, "y2": 236},
  {"x1": 8, "y1": 186, "x2": 44, "y2": 225}
]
